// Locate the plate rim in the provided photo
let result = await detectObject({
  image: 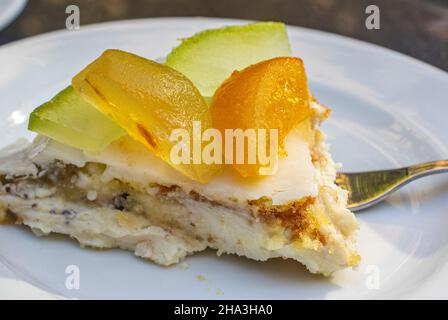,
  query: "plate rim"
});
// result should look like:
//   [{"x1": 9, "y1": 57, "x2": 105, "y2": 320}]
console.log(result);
[
  {"x1": 1, "y1": 16, "x2": 447, "y2": 79},
  {"x1": 0, "y1": 0, "x2": 27, "y2": 31}
]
